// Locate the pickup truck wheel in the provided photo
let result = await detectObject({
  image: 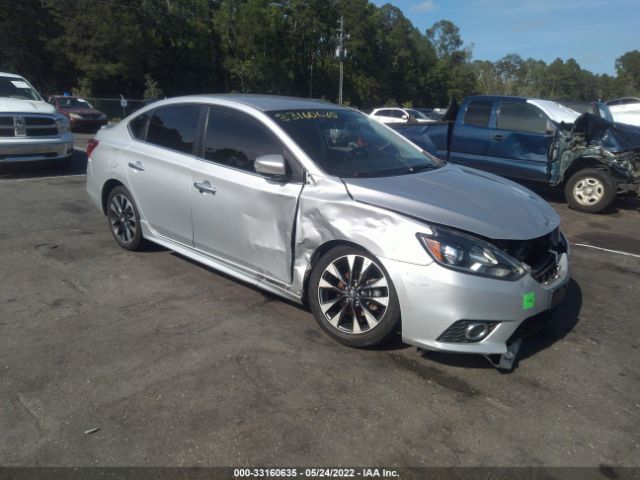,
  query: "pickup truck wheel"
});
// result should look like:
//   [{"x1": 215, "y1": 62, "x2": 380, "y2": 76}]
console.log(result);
[
  {"x1": 309, "y1": 246, "x2": 401, "y2": 348},
  {"x1": 565, "y1": 168, "x2": 616, "y2": 213}
]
